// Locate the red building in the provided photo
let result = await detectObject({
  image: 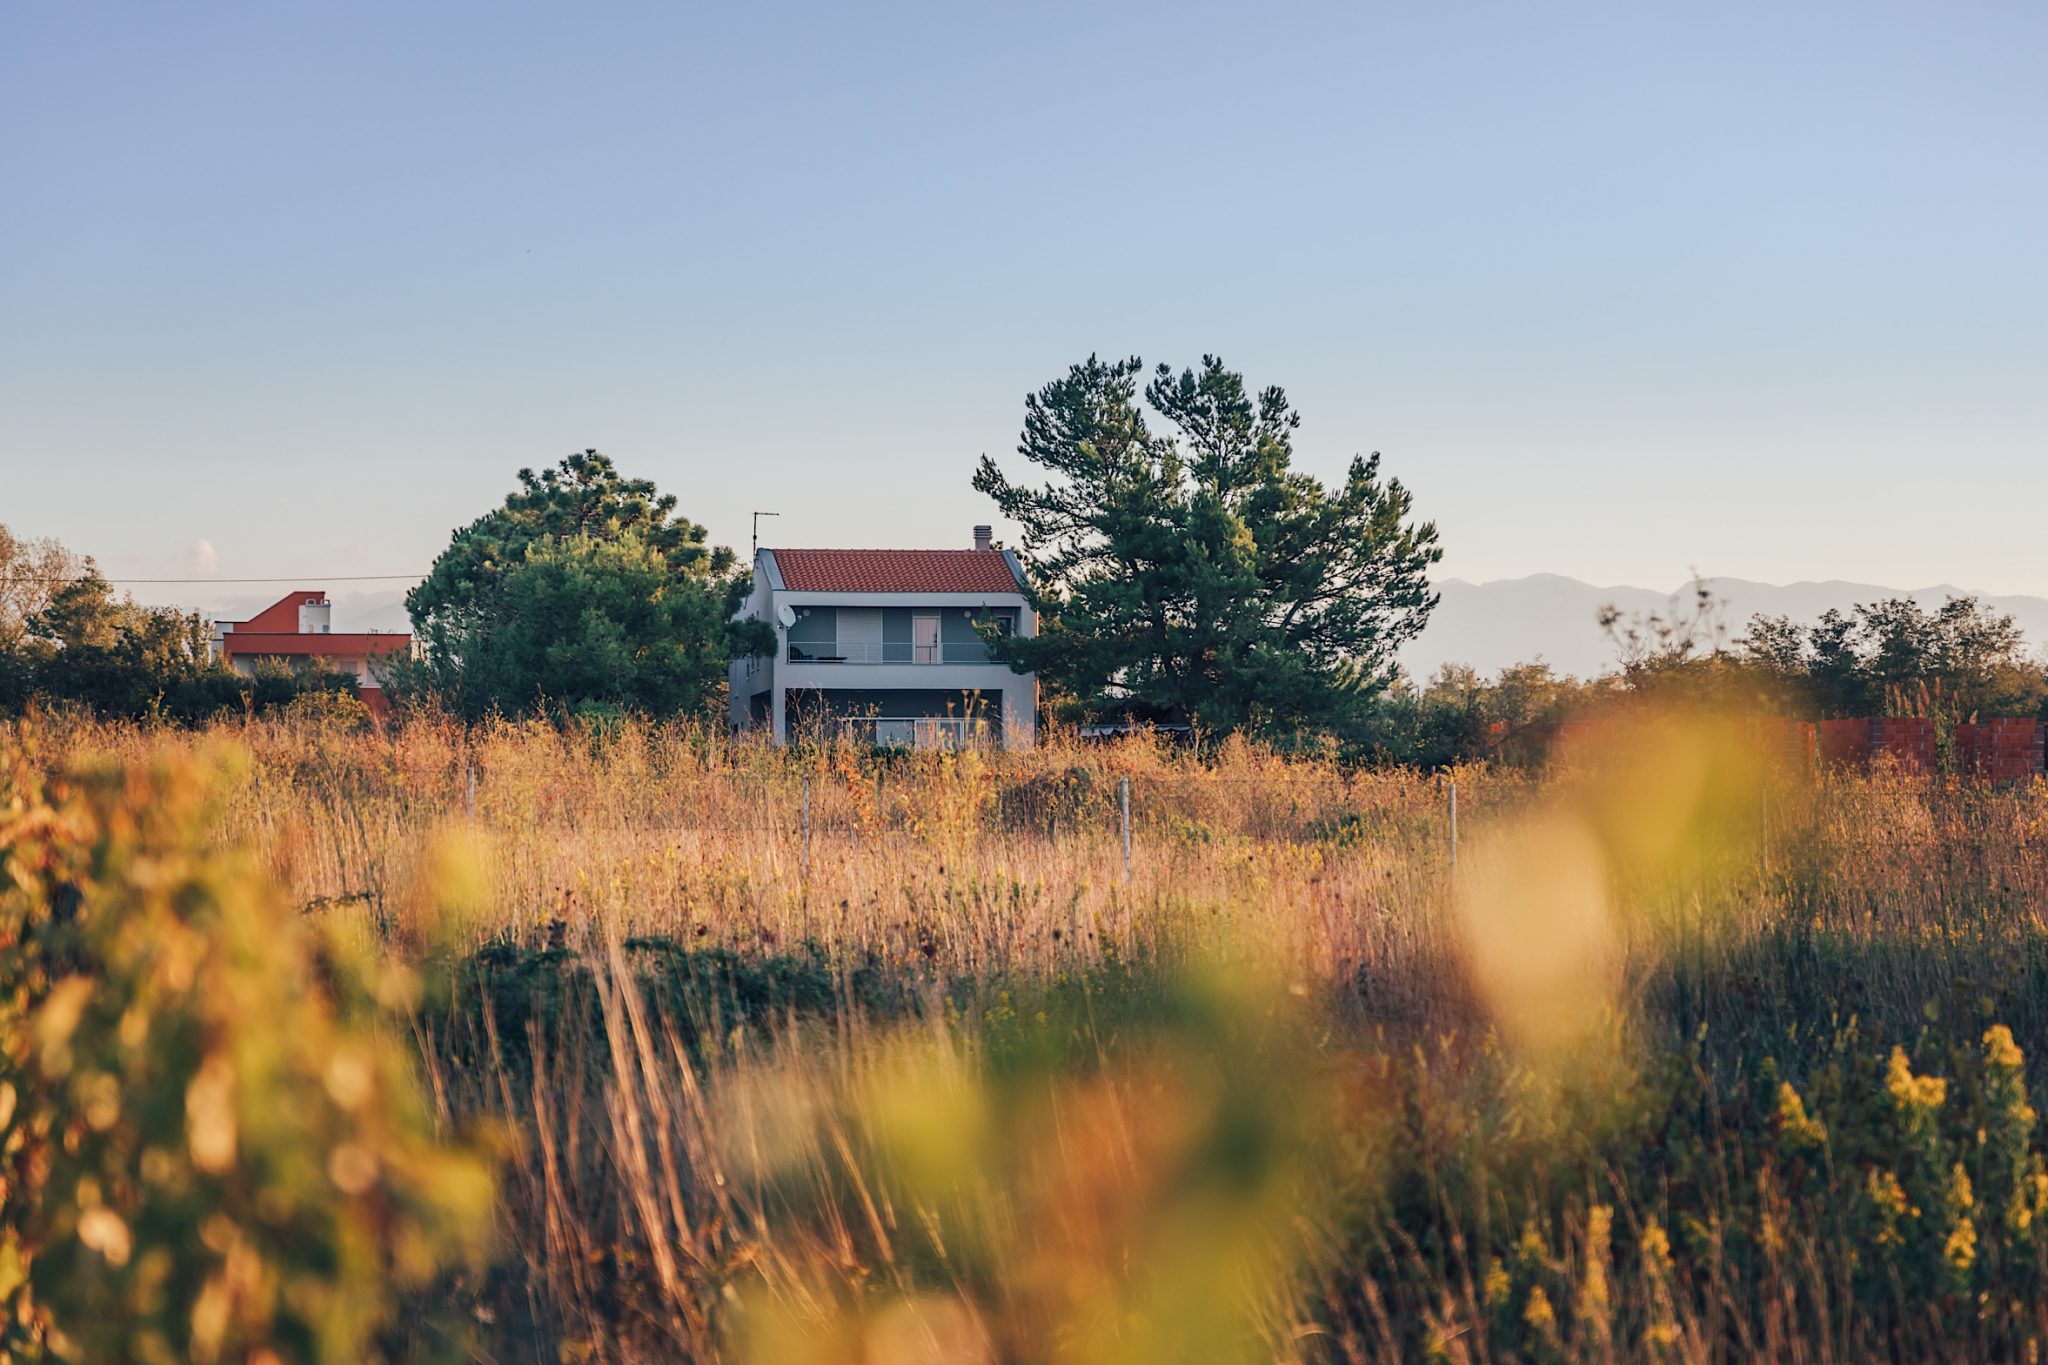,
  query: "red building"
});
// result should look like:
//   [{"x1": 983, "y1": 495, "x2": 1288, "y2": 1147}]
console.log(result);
[{"x1": 211, "y1": 590, "x2": 411, "y2": 715}]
